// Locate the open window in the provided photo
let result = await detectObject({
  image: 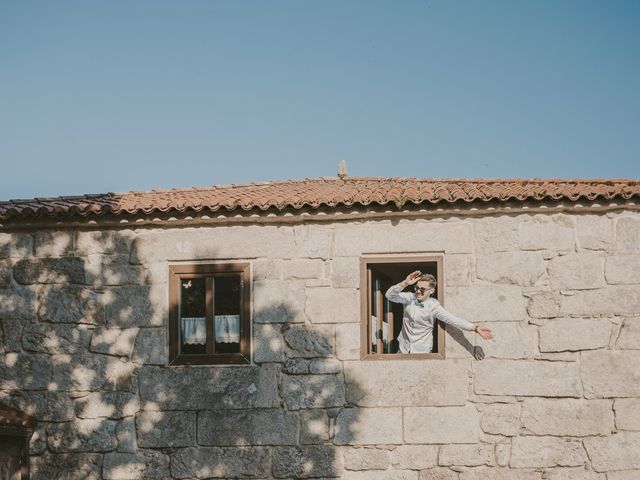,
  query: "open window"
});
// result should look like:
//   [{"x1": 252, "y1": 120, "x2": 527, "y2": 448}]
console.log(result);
[
  {"x1": 169, "y1": 263, "x2": 251, "y2": 365},
  {"x1": 360, "y1": 255, "x2": 445, "y2": 360}
]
